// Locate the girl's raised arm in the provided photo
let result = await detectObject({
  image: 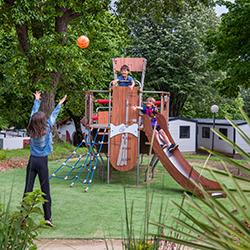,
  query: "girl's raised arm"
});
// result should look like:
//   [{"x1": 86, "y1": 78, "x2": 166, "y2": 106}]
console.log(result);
[
  {"x1": 49, "y1": 95, "x2": 67, "y2": 127},
  {"x1": 30, "y1": 91, "x2": 41, "y2": 117}
]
